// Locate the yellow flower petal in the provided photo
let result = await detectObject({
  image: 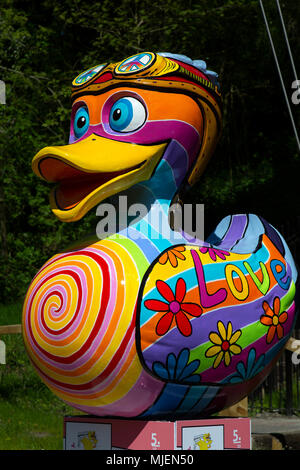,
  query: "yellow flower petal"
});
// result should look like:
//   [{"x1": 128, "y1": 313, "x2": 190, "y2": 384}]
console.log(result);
[
  {"x1": 209, "y1": 332, "x2": 222, "y2": 345},
  {"x1": 230, "y1": 344, "x2": 242, "y2": 355},
  {"x1": 213, "y1": 351, "x2": 224, "y2": 368},
  {"x1": 224, "y1": 351, "x2": 231, "y2": 366},
  {"x1": 230, "y1": 329, "x2": 242, "y2": 344},
  {"x1": 226, "y1": 321, "x2": 232, "y2": 340},
  {"x1": 205, "y1": 345, "x2": 222, "y2": 357},
  {"x1": 217, "y1": 321, "x2": 227, "y2": 340}
]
